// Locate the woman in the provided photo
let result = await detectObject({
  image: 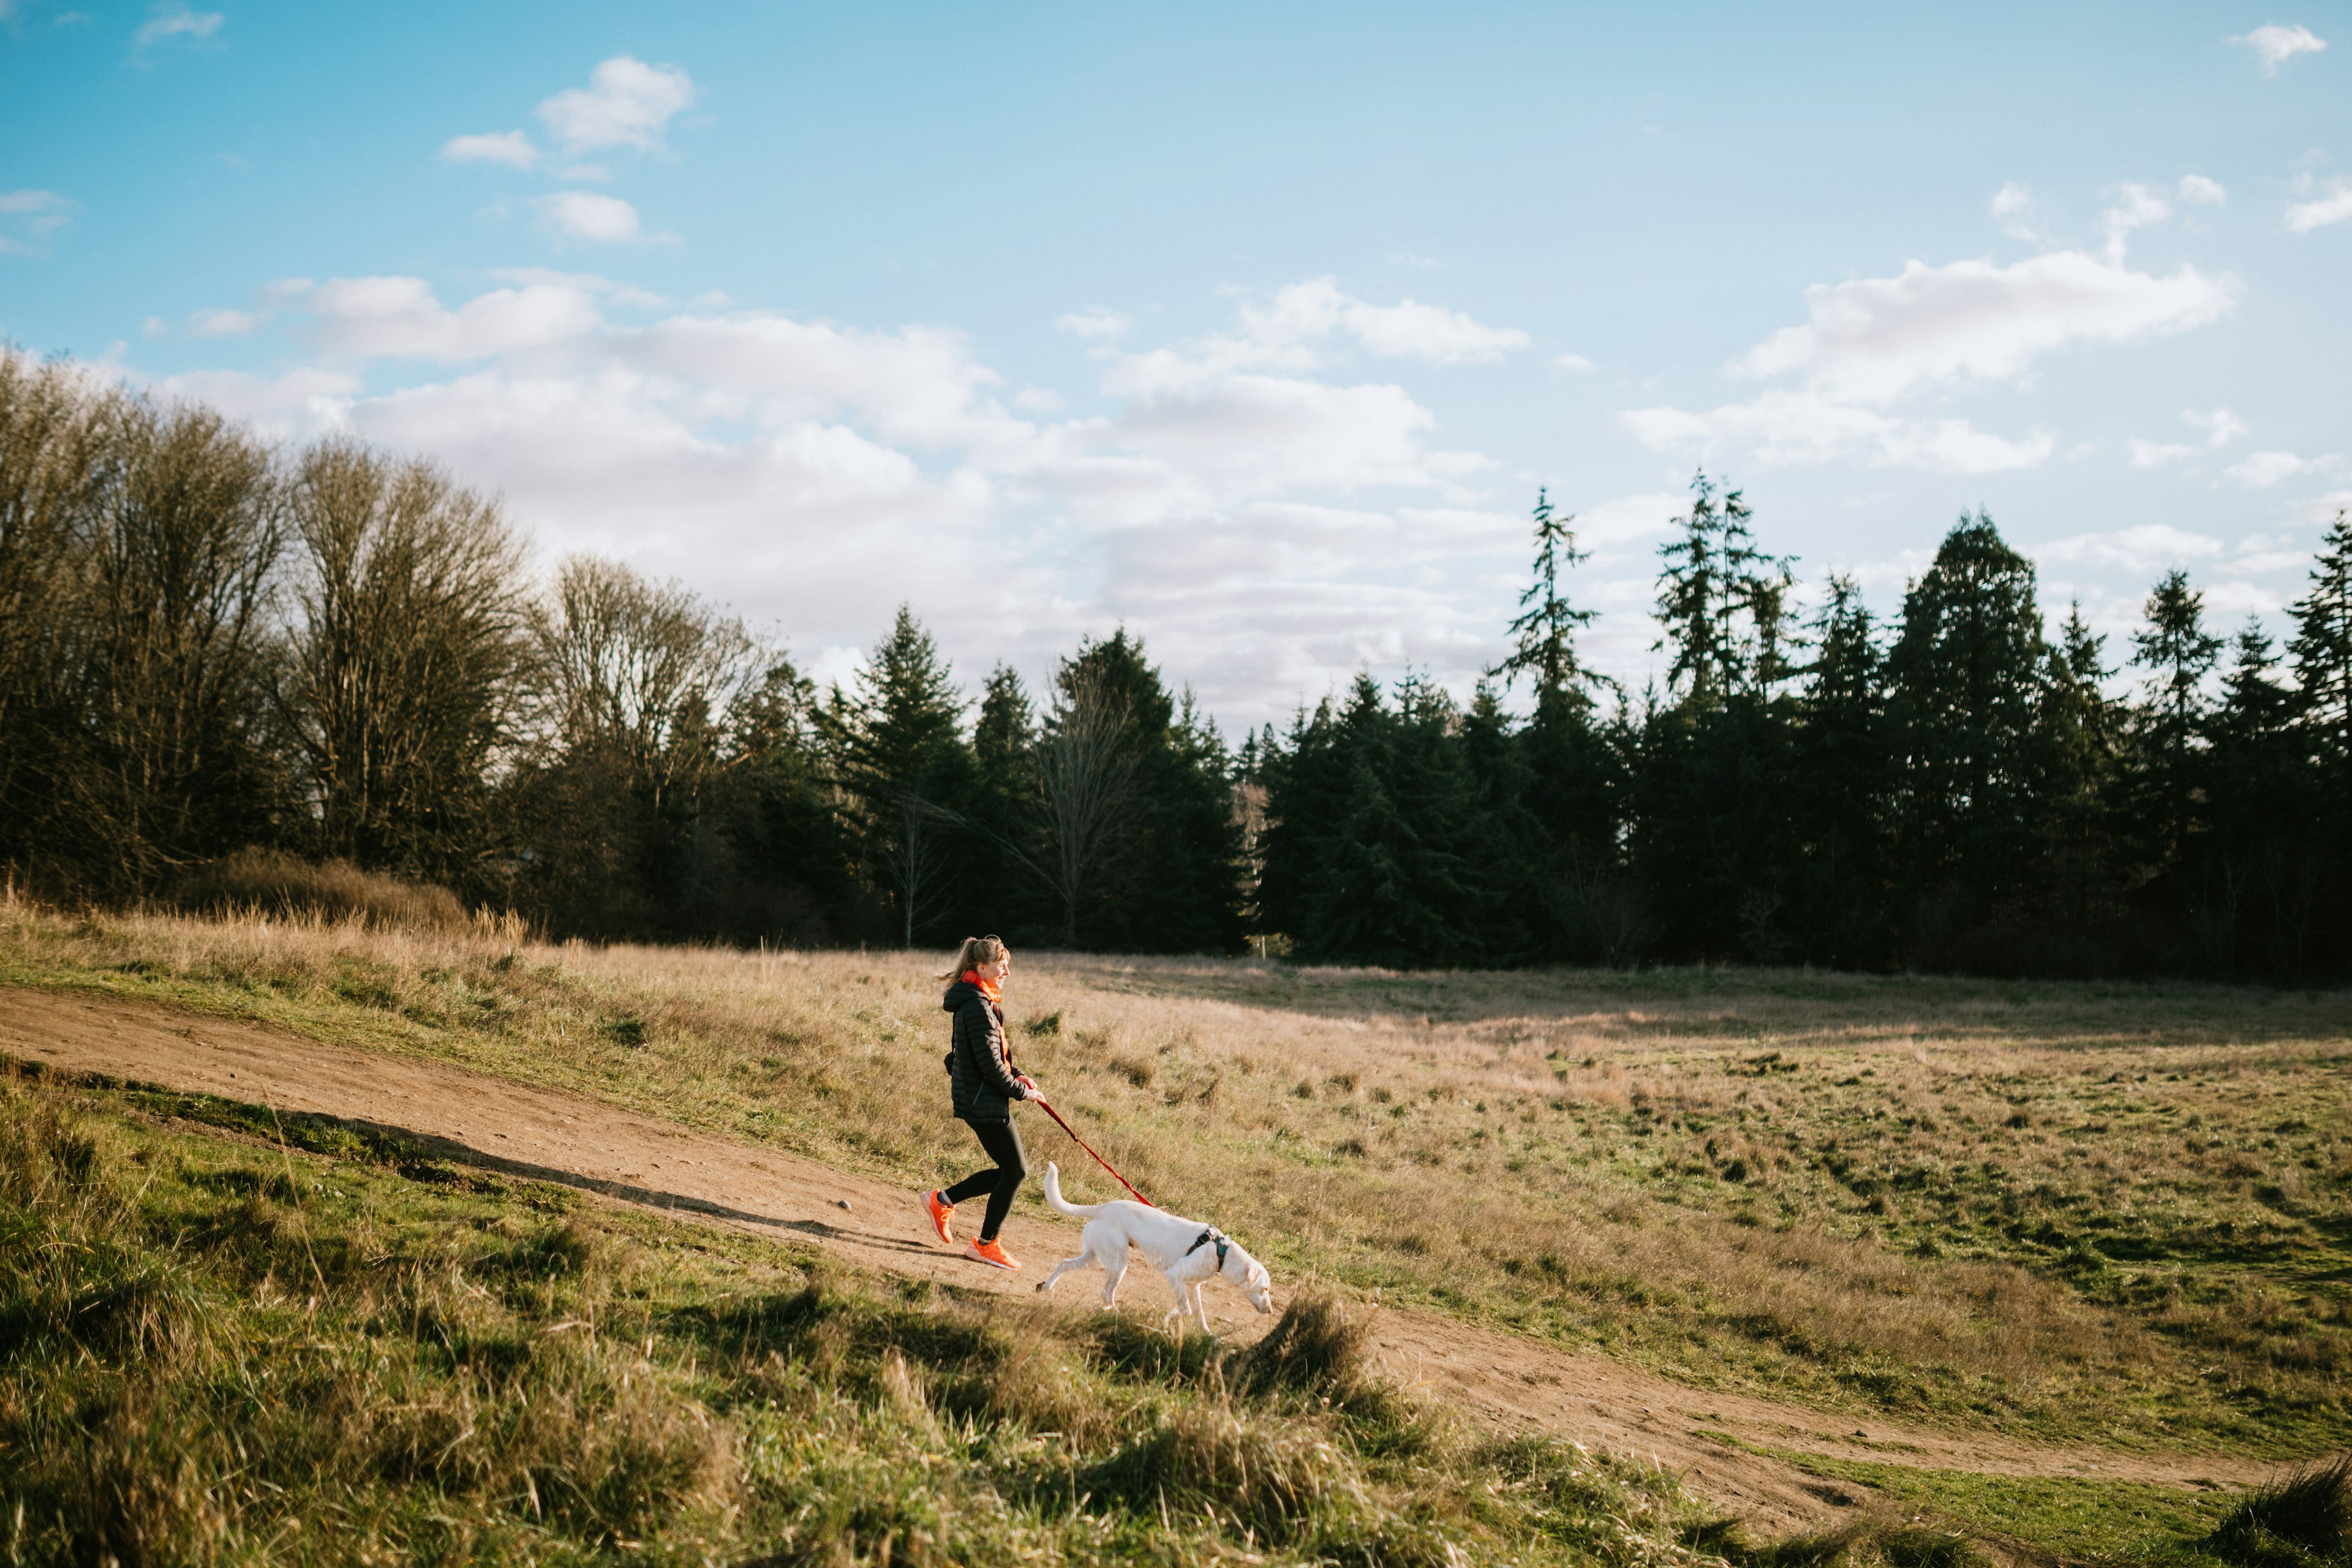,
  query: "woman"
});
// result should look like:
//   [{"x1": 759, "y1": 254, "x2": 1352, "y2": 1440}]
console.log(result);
[{"x1": 922, "y1": 935, "x2": 1039, "y2": 1270}]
